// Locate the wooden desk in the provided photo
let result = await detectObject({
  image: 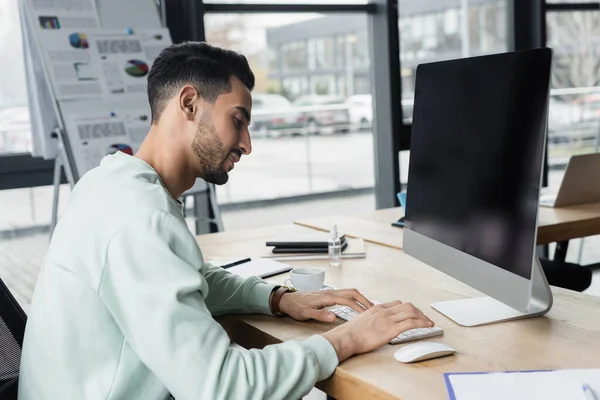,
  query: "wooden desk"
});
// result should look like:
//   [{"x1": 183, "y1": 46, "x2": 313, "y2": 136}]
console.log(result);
[
  {"x1": 295, "y1": 202, "x2": 600, "y2": 249},
  {"x1": 197, "y1": 224, "x2": 600, "y2": 400},
  {"x1": 294, "y1": 208, "x2": 405, "y2": 250},
  {"x1": 538, "y1": 201, "x2": 600, "y2": 244}
]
